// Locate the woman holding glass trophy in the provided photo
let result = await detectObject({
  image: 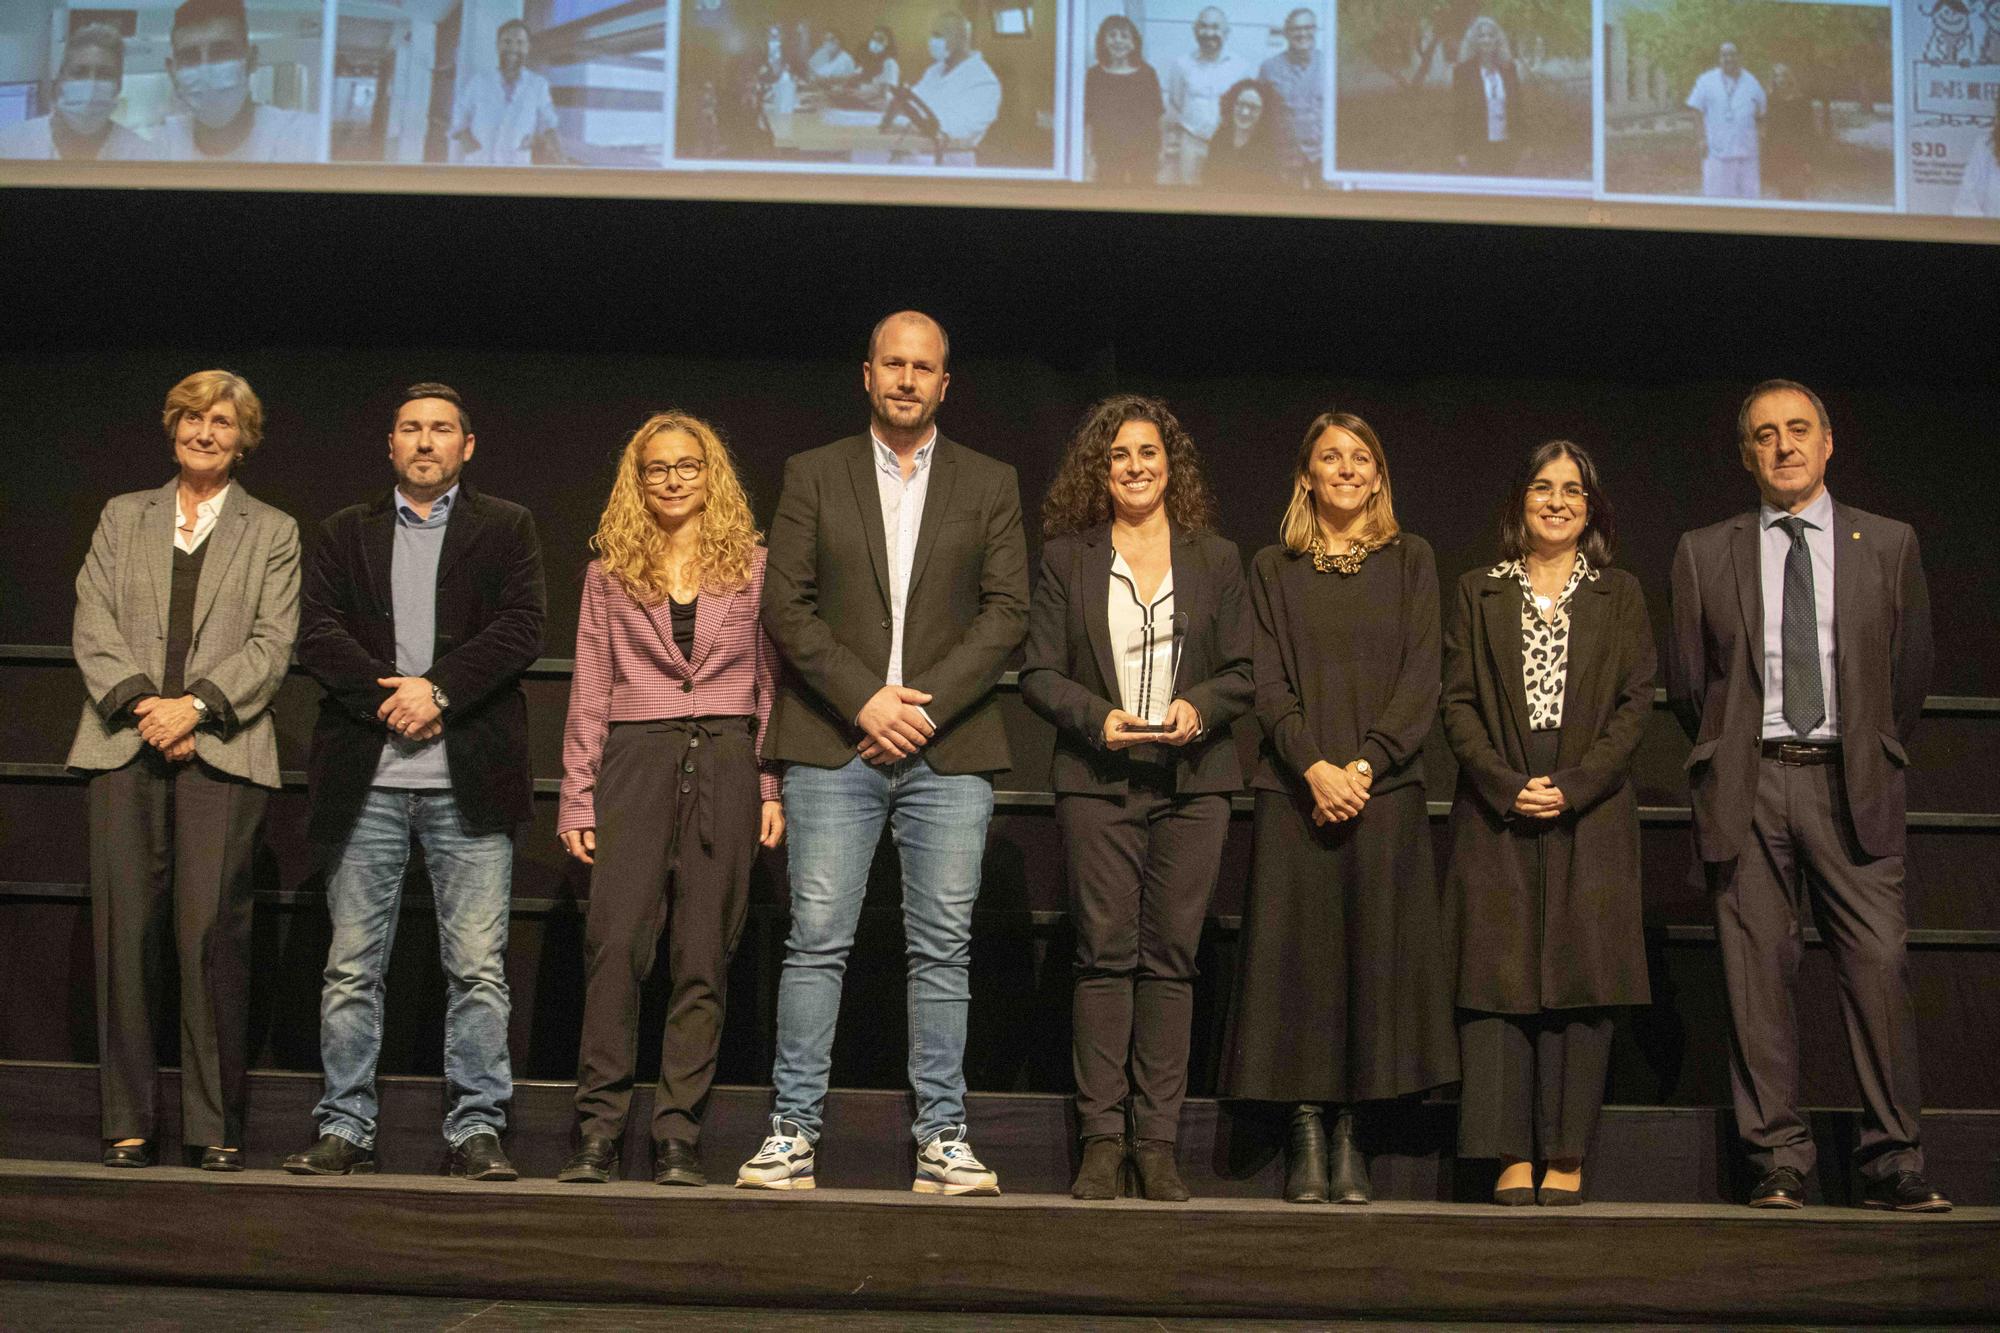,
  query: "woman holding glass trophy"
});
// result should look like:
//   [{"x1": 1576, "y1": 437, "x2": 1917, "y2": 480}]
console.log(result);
[{"x1": 1020, "y1": 395, "x2": 1254, "y2": 1202}]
